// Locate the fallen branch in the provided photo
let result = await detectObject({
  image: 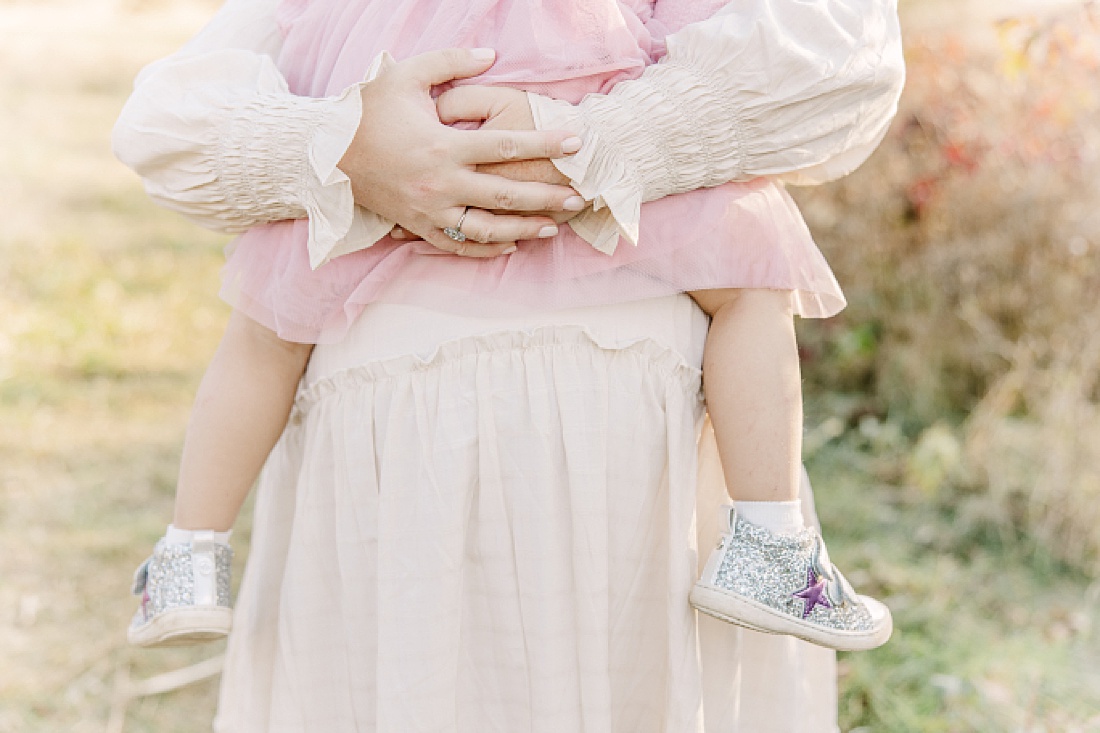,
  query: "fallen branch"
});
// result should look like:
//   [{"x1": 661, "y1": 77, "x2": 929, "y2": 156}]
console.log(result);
[
  {"x1": 105, "y1": 655, "x2": 224, "y2": 733},
  {"x1": 126, "y1": 655, "x2": 225, "y2": 698}
]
